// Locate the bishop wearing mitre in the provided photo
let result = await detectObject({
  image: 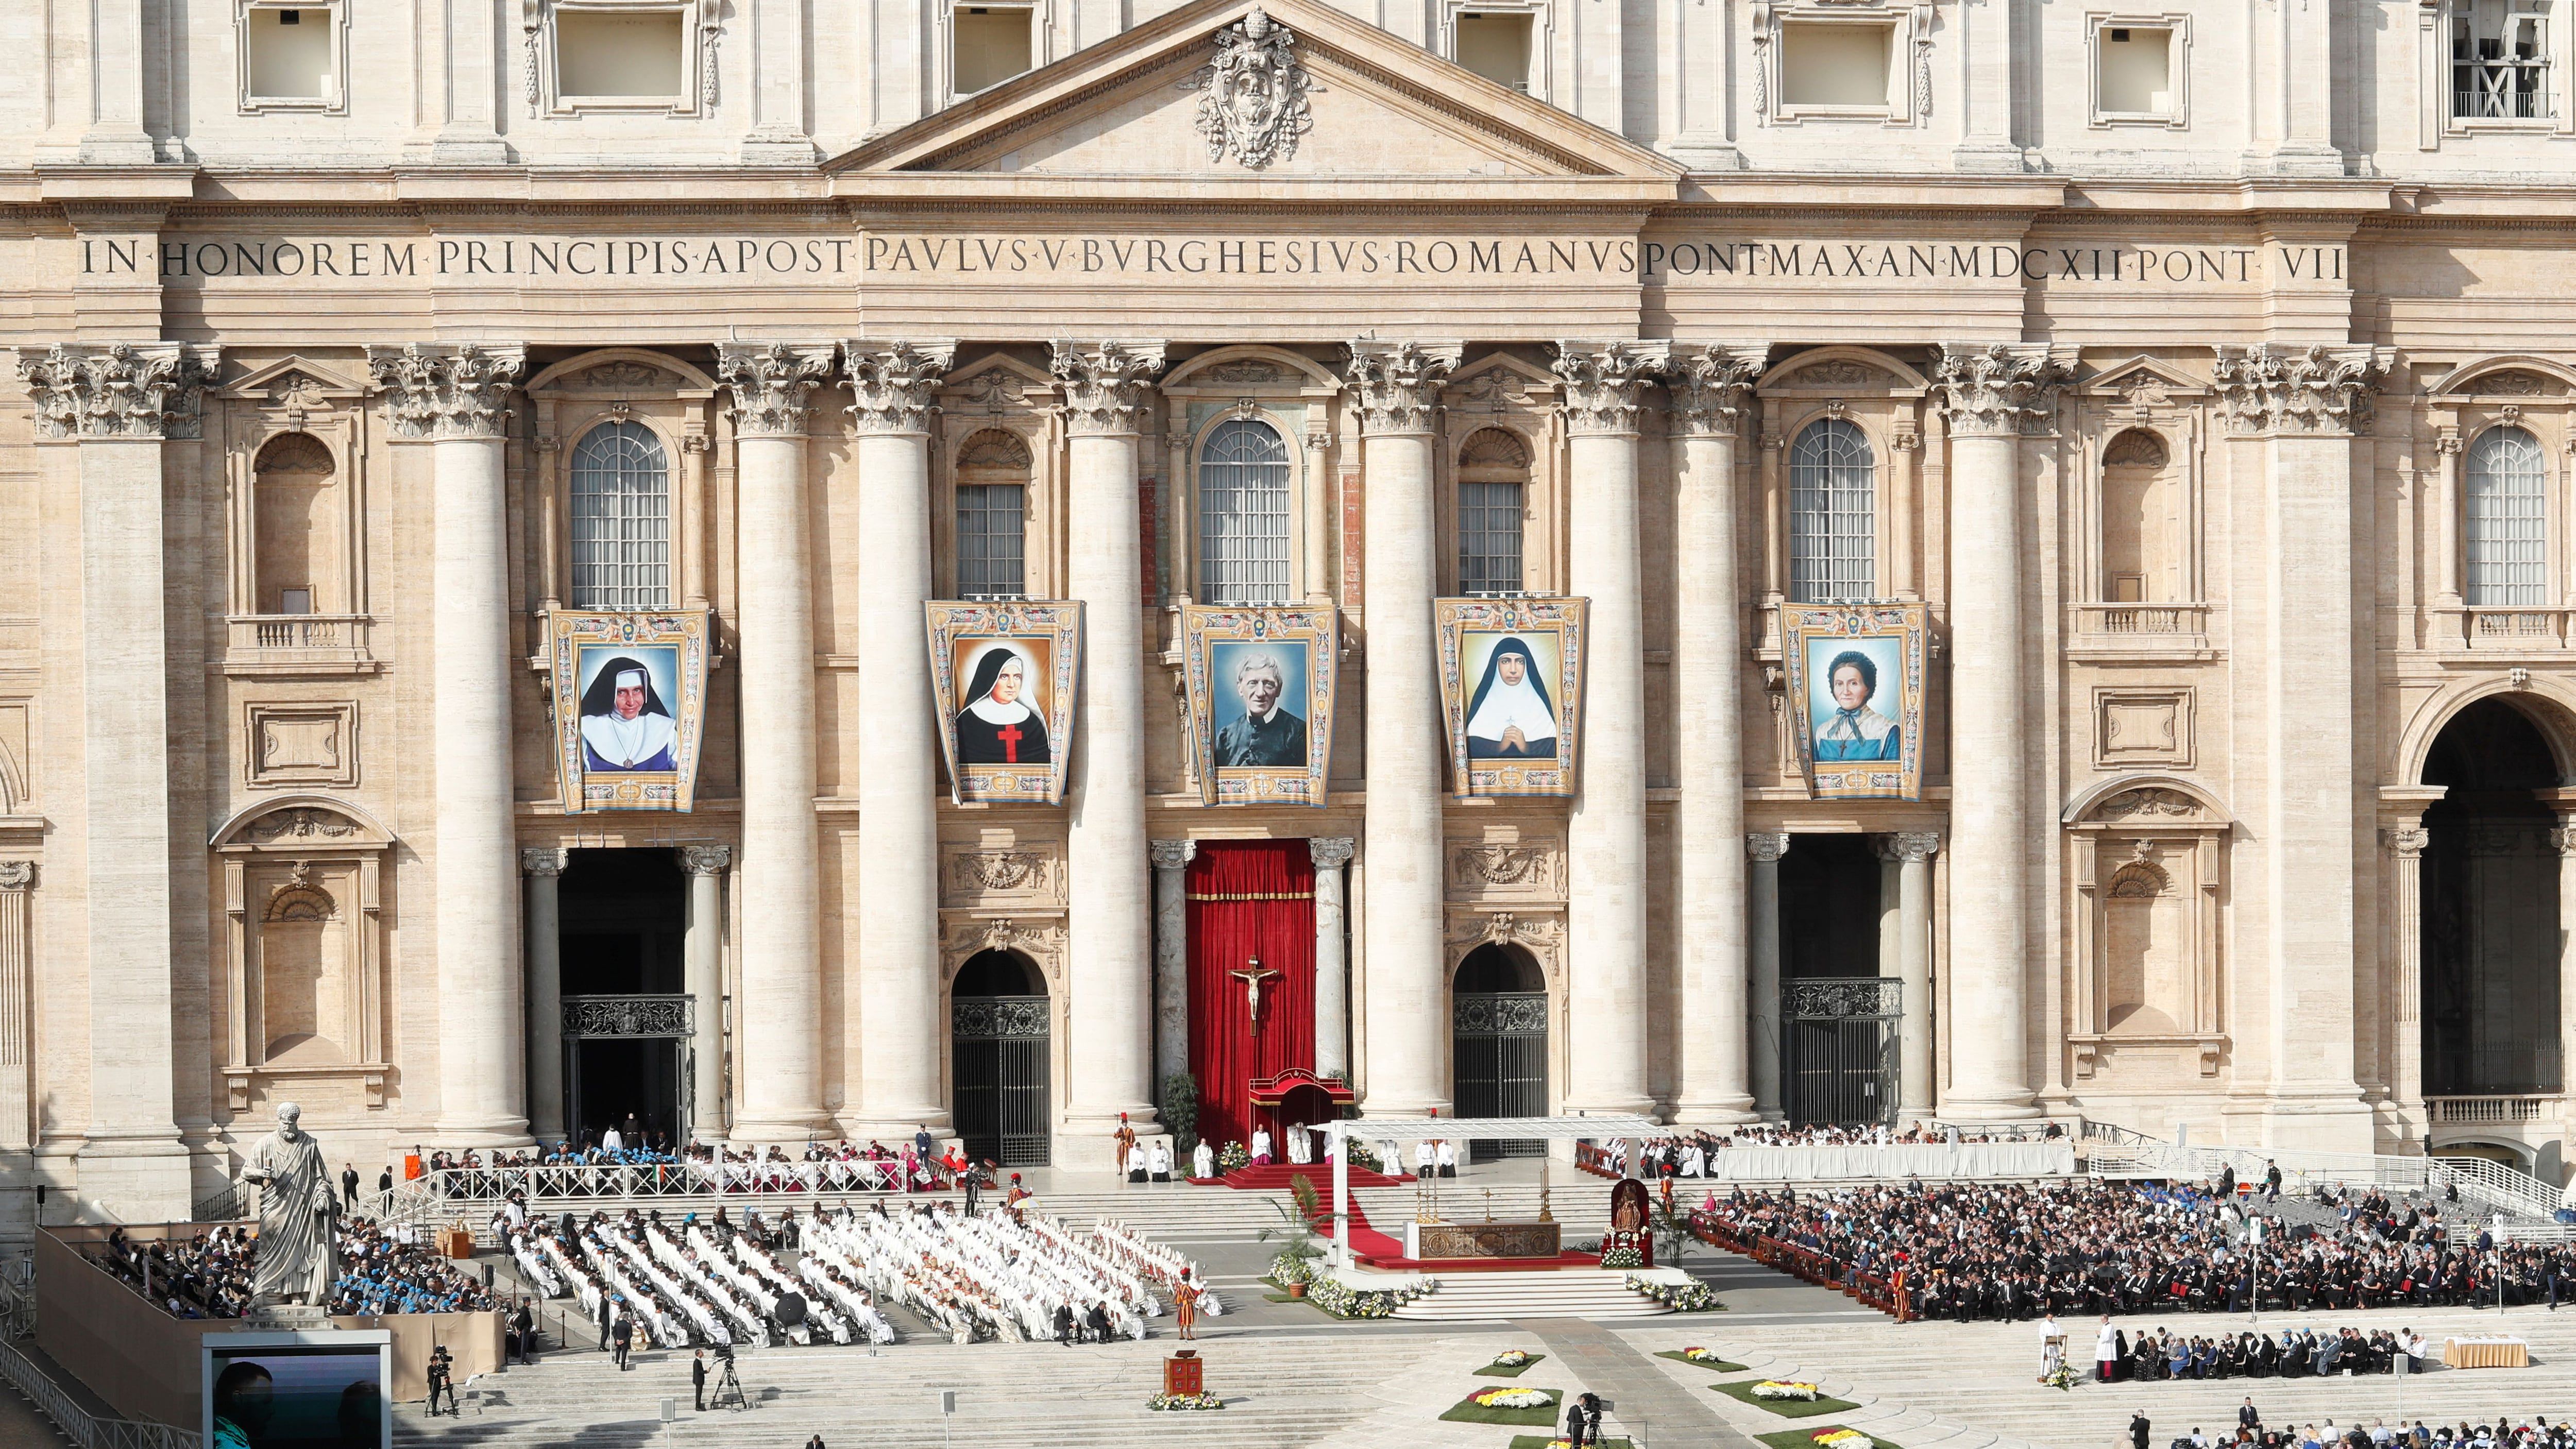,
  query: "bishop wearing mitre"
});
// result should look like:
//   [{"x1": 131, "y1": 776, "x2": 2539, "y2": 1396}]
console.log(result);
[{"x1": 242, "y1": 1101, "x2": 341, "y2": 1308}]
